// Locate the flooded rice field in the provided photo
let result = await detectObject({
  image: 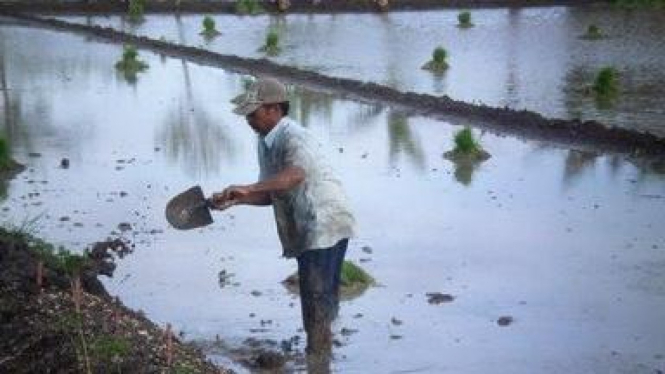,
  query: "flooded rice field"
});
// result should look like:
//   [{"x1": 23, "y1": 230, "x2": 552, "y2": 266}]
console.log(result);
[
  {"x1": 2, "y1": 13, "x2": 665, "y2": 373},
  {"x1": 55, "y1": 6, "x2": 665, "y2": 137}
]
